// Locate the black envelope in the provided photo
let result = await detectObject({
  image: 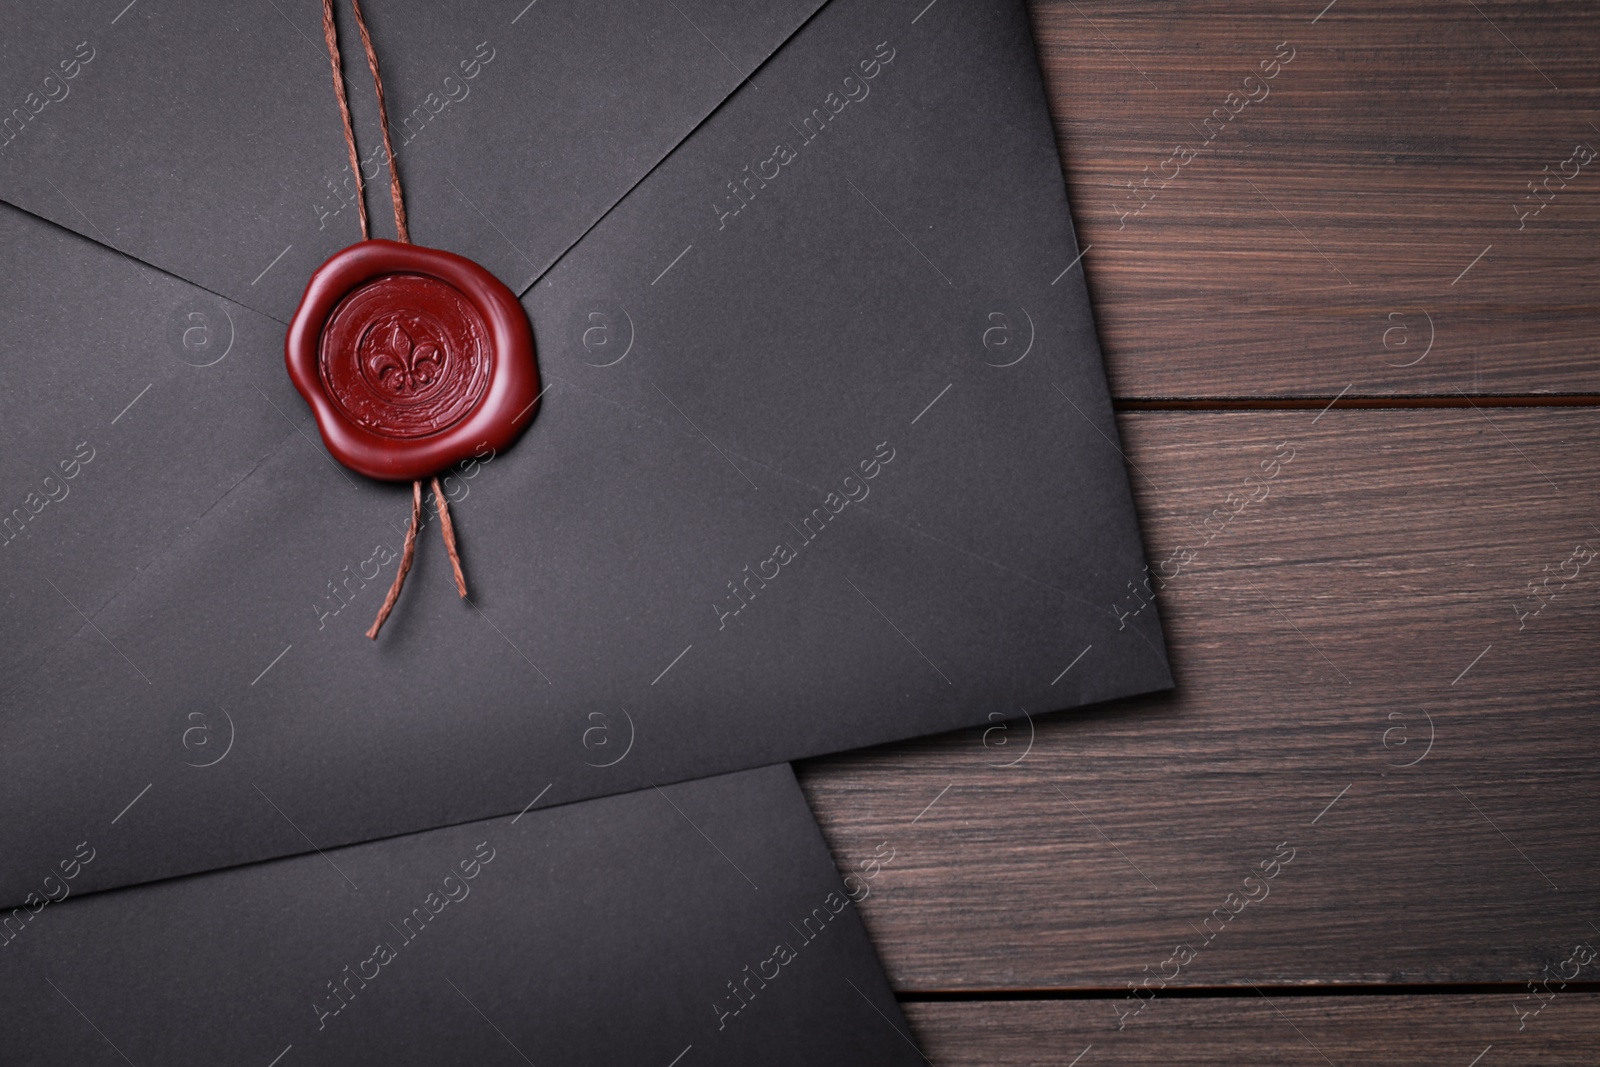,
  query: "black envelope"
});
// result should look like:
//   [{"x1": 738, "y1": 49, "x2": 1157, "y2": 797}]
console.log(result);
[
  {"x1": 0, "y1": 765, "x2": 923, "y2": 1066},
  {"x1": 0, "y1": 0, "x2": 1170, "y2": 904}
]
